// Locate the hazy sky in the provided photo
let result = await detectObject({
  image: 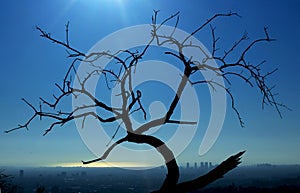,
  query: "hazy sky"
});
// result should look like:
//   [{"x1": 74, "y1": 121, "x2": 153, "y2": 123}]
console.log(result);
[{"x1": 0, "y1": 0, "x2": 299, "y2": 167}]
